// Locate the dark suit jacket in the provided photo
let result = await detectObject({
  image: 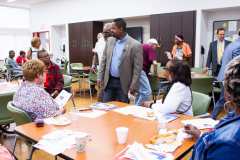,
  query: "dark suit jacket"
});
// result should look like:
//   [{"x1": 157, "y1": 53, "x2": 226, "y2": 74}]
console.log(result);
[
  {"x1": 97, "y1": 36, "x2": 143, "y2": 95},
  {"x1": 206, "y1": 40, "x2": 231, "y2": 73}
]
